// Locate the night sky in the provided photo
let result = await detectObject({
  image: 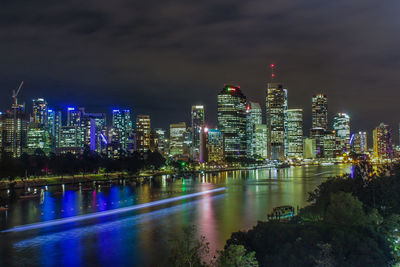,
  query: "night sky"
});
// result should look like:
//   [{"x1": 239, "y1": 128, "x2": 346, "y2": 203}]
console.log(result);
[{"x1": 1, "y1": 0, "x2": 400, "y2": 141}]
